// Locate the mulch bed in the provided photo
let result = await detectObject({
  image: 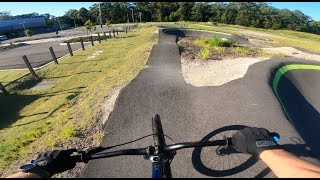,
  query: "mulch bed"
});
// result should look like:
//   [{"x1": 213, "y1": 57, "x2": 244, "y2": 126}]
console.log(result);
[{"x1": 178, "y1": 37, "x2": 261, "y2": 62}]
